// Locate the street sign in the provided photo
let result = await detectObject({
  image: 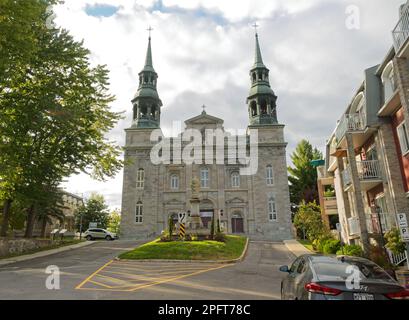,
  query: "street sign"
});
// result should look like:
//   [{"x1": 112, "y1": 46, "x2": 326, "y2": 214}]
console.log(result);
[
  {"x1": 89, "y1": 222, "x2": 98, "y2": 228},
  {"x1": 396, "y1": 213, "x2": 408, "y2": 228},
  {"x1": 178, "y1": 212, "x2": 187, "y2": 224},
  {"x1": 336, "y1": 223, "x2": 341, "y2": 232},
  {"x1": 400, "y1": 226, "x2": 409, "y2": 242}
]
